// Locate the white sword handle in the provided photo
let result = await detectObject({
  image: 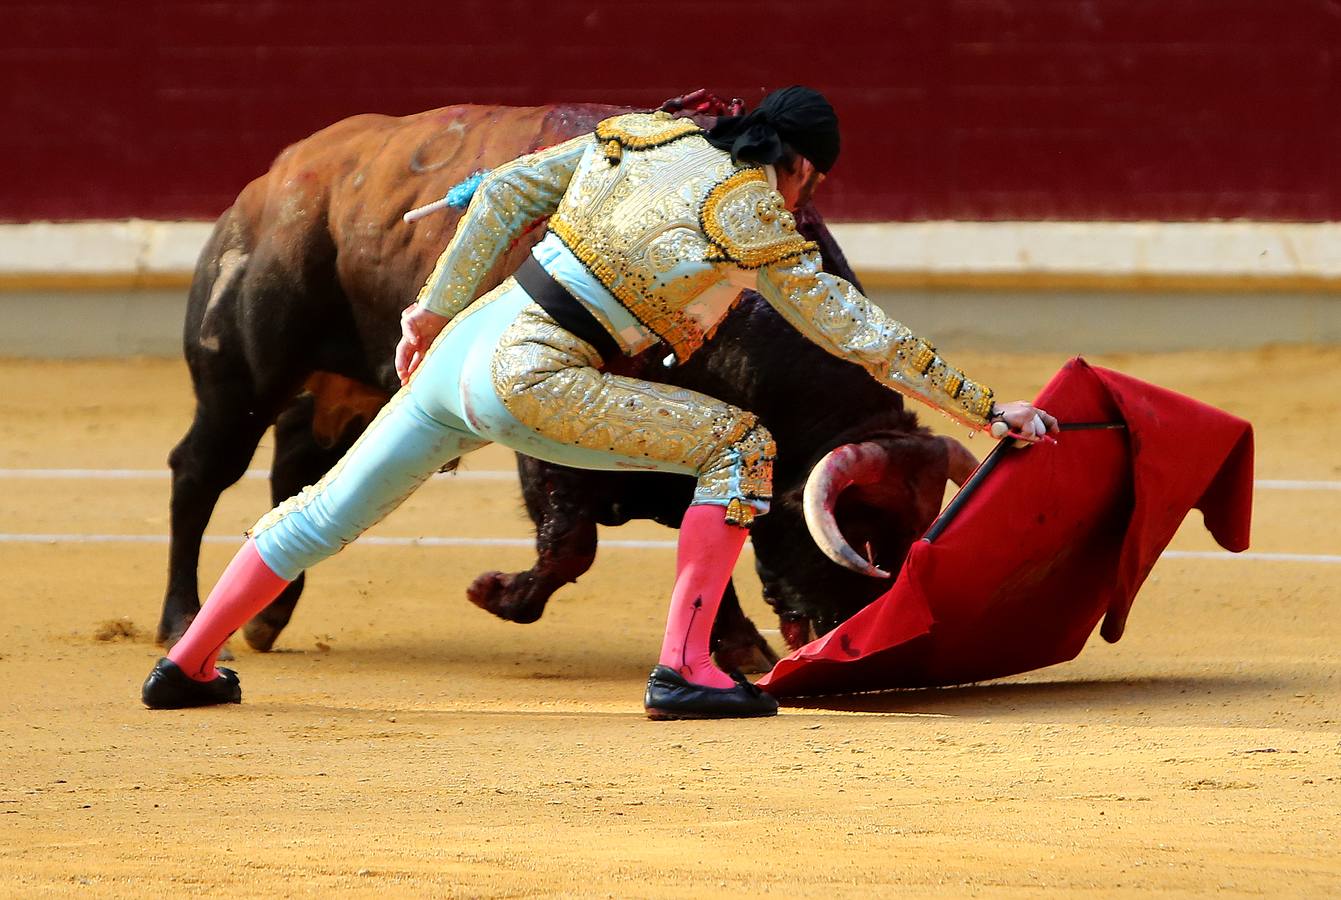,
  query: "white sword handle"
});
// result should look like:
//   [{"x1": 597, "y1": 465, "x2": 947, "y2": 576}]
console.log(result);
[
  {"x1": 990, "y1": 418, "x2": 1033, "y2": 448},
  {"x1": 402, "y1": 196, "x2": 453, "y2": 224}
]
